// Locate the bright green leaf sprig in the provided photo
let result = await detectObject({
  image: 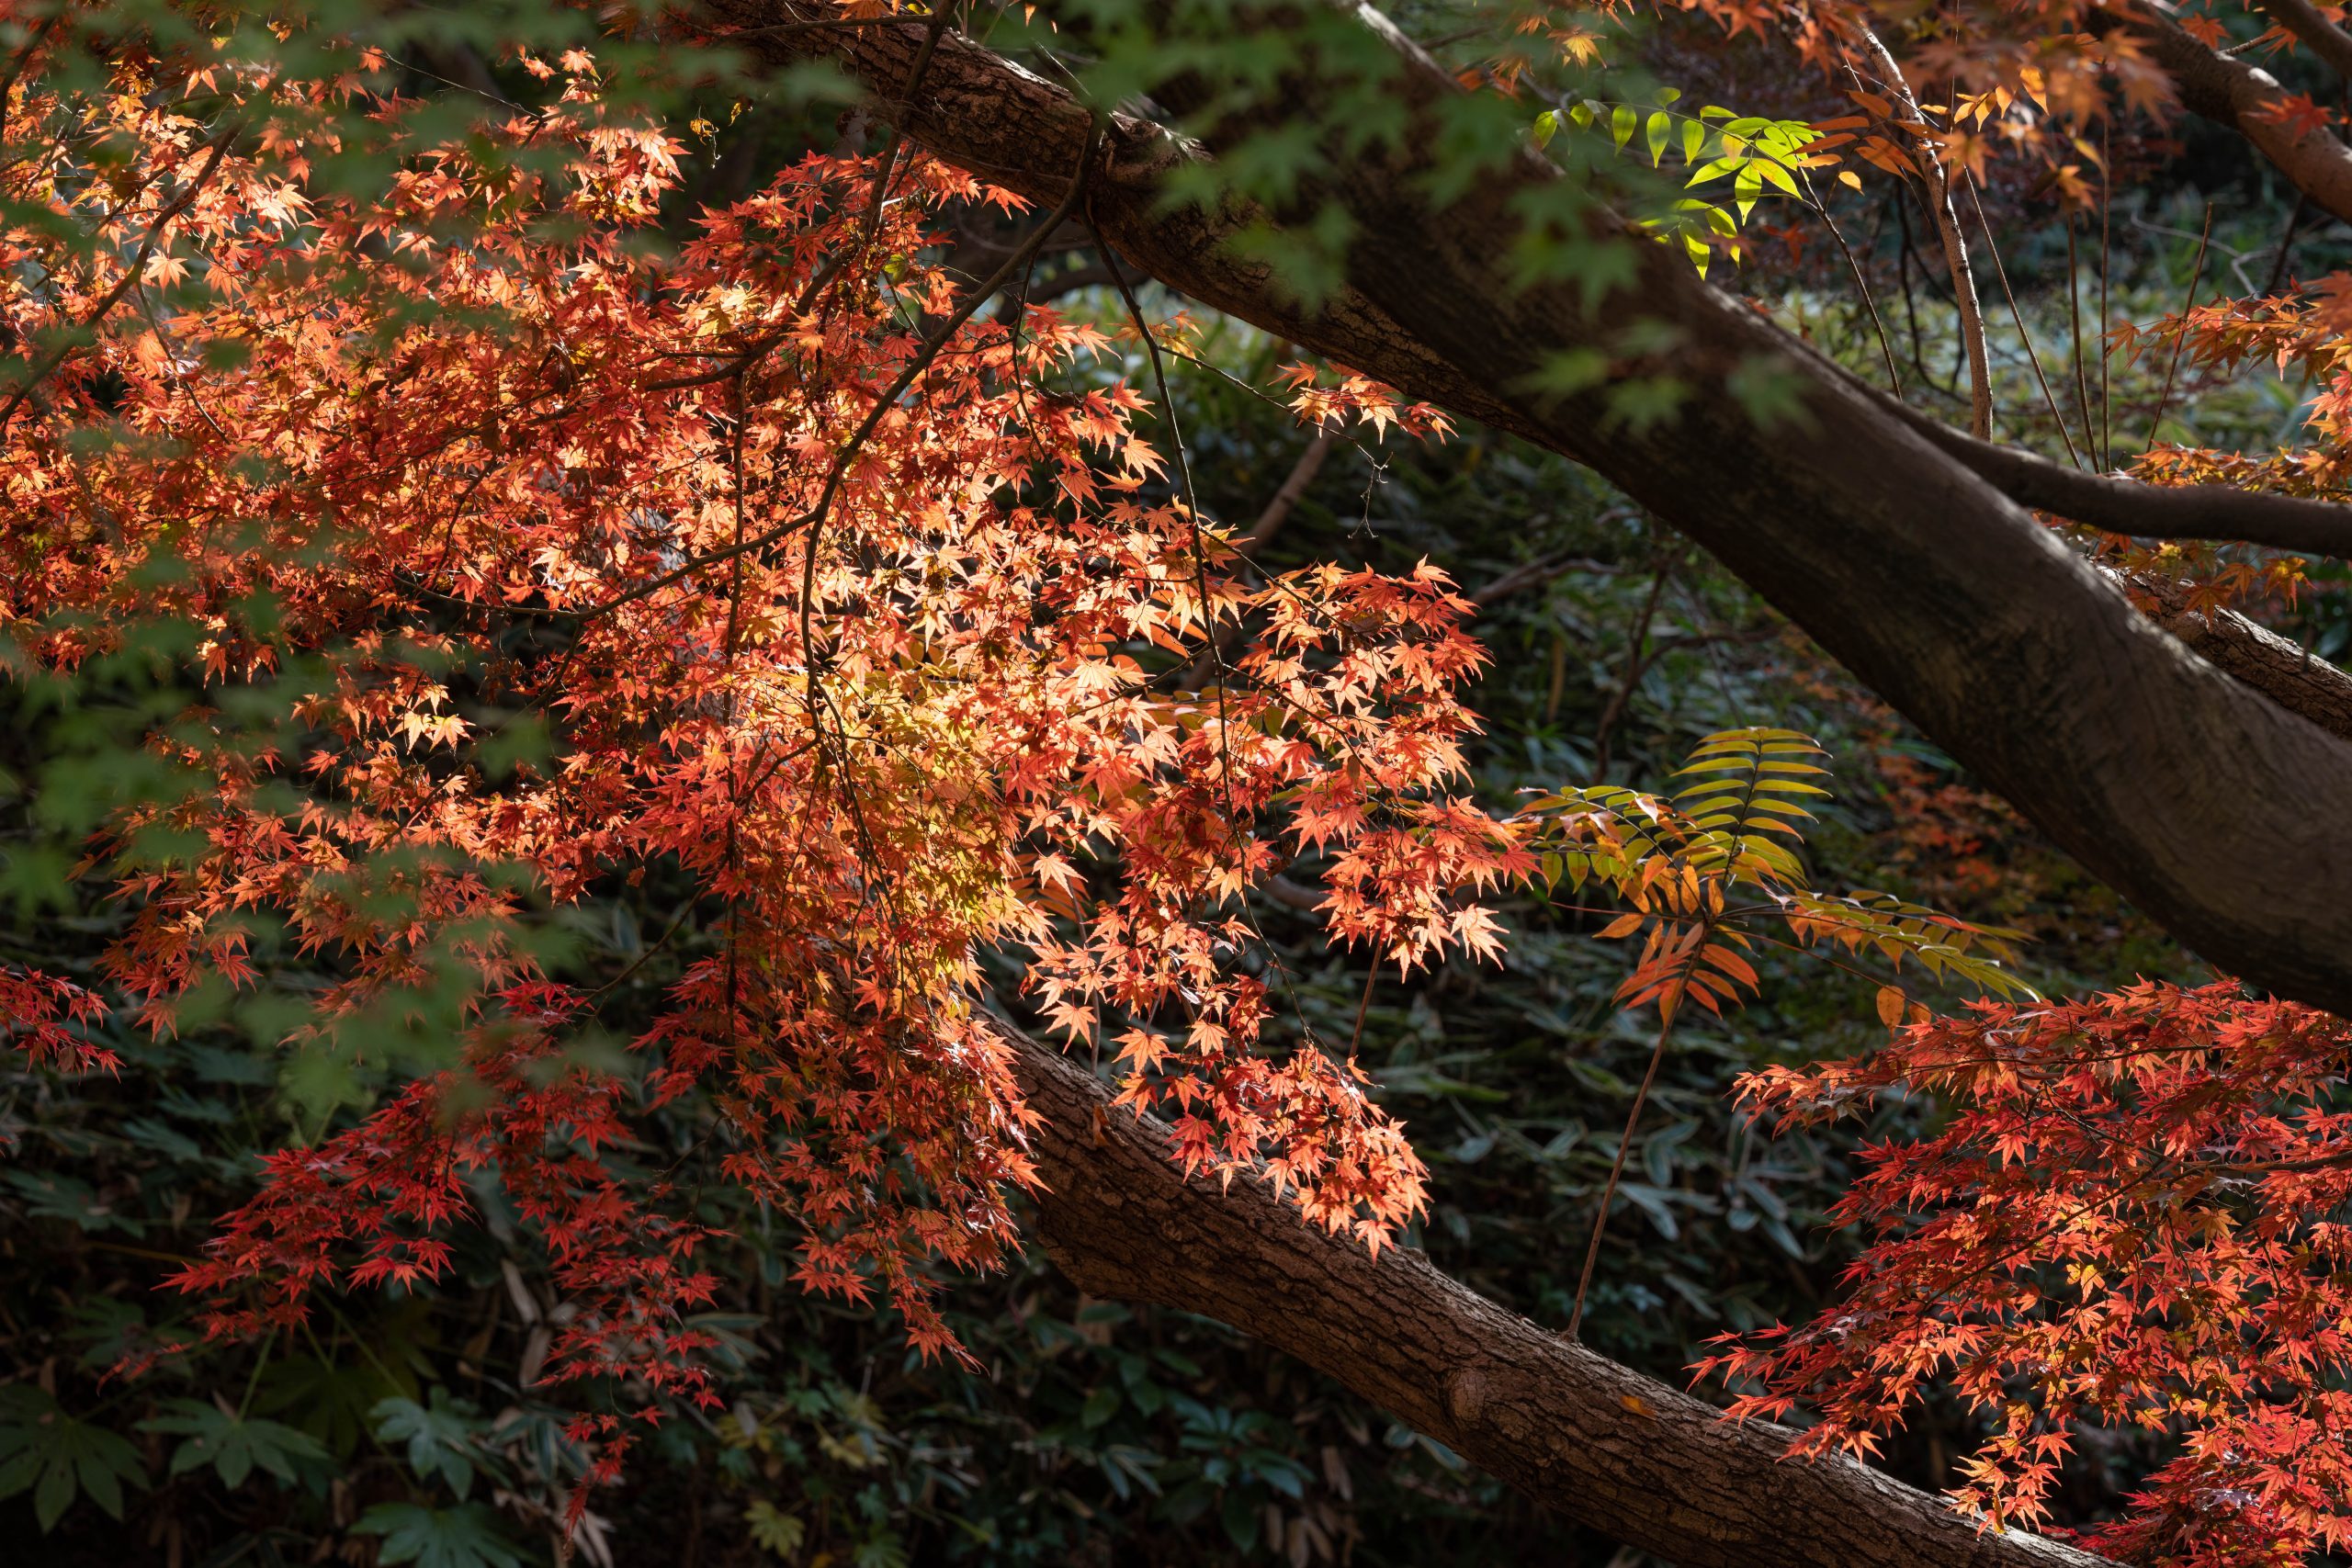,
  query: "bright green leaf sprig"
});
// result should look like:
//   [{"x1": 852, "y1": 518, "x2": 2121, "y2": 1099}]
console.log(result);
[{"x1": 1538, "y1": 96, "x2": 1838, "y2": 276}]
